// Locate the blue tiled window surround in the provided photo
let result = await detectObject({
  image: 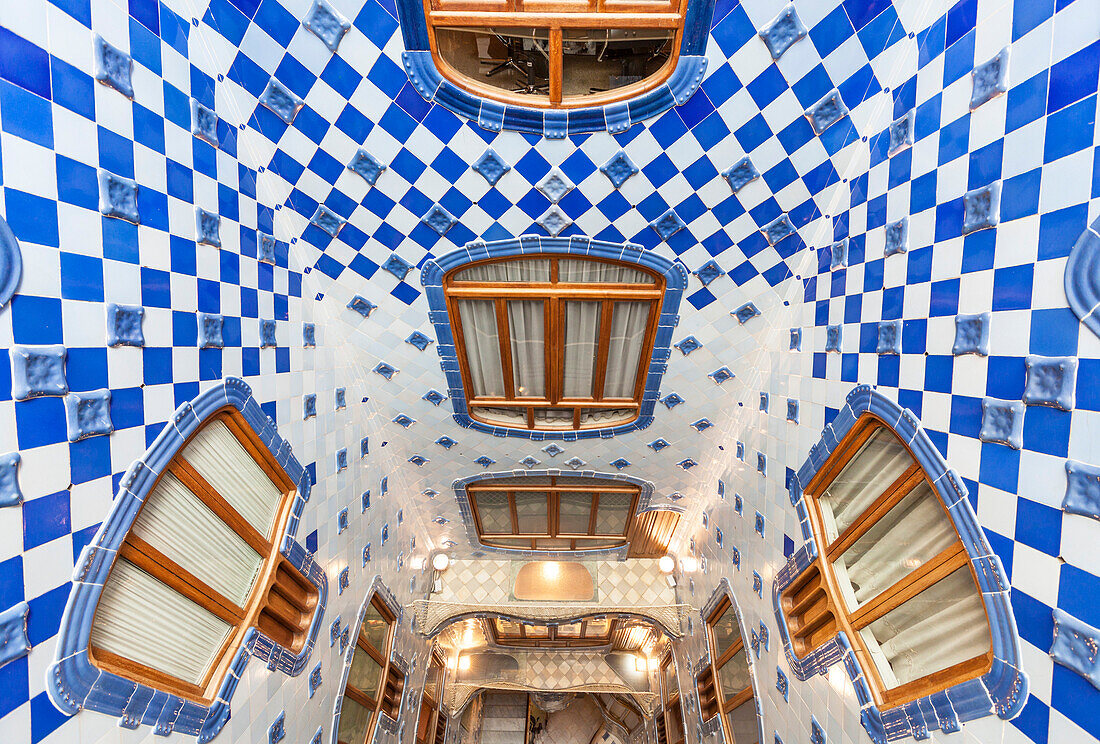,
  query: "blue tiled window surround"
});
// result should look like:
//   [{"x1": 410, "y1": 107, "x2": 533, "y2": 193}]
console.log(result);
[
  {"x1": 772, "y1": 385, "x2": 1027, "y2": 743},
  {"x1": 699, "y1": 580, "x2": 765, "y2": 744},
  {"x1": 453, "y1": 467, "x2": 678, "y2": 558},
  {"x1": 47, "y1": 379, "x2": 327, "y2": 743},
  {"x1": 331, "y1": 578, "x2": 404, "y2": 744},
  {"x1": 422, "y1": 235, "x2": 687, "y2": 440},
  {"x1": 398, "y1": 0, "x2": 716, "y2": 136}
]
